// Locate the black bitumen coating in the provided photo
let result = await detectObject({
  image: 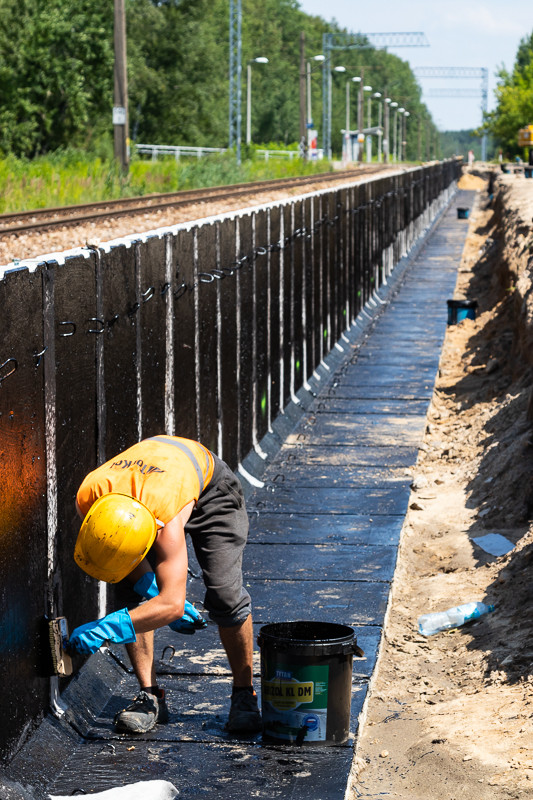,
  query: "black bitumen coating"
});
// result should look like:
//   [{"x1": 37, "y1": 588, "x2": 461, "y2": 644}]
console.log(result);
[{"x1": 6, "y1": 191, "x2": 475, "y2": 799}]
